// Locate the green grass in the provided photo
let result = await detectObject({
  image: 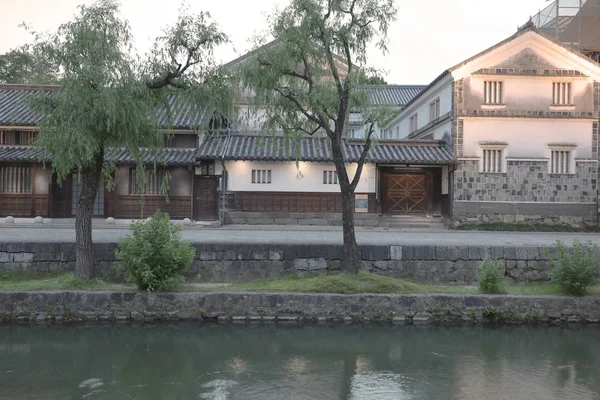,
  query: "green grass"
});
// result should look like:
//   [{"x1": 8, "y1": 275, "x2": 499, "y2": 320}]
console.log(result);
[
  {"x1": 2, "y1": 271, "x2": 600, "y2": 296},
  {"x1": 0, "y1": 272, "x2": 129, "y2": 291},
  {"x1": 455, "y1": 222, "x2": 600, "y2": 232}
]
